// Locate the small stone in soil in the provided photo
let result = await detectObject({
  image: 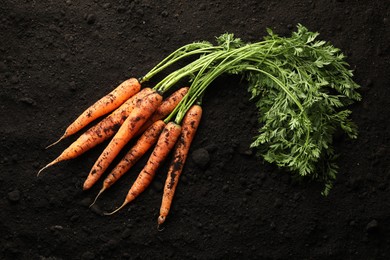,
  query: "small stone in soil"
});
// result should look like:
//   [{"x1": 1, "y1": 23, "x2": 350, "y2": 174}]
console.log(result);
[
  {"x1": 222, "y1": 184, "x2": 229, "y2": 192},
  {"x1": 192, "y1": 148, "x2": 210, "y2": 169},
  {"x1": 10, "y1": 75, "x2": 19, "y2": 84},
  {"x1": 121, "y1": 228, "x2": 132, "y2": 239},
  {"x1": 8, "y1": 189, "x2": 21, "y2": 202},
  {"x1": 103, "y1": 3, "x2": 111, "y2": 9},
  {"x1": 86, "y1": 14, "x2": 96, "y2": 24},
  {"x1": 19, "y1": 97, "x2": 36, "y2": 106},
  {"x1": 366, "y1": 219, "x2": 379, "y2": 232},
  {"x1": 81, "y1": 251, "x2": 95, "y2": 260}
]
